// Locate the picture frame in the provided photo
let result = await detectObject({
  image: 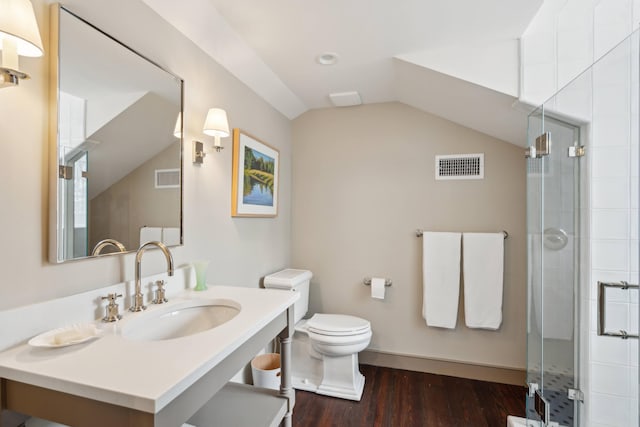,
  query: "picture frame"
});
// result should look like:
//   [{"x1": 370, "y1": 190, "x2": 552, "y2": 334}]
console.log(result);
[{"x1": 231, "y1": 129, "x2": 279, "y2": 217}]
